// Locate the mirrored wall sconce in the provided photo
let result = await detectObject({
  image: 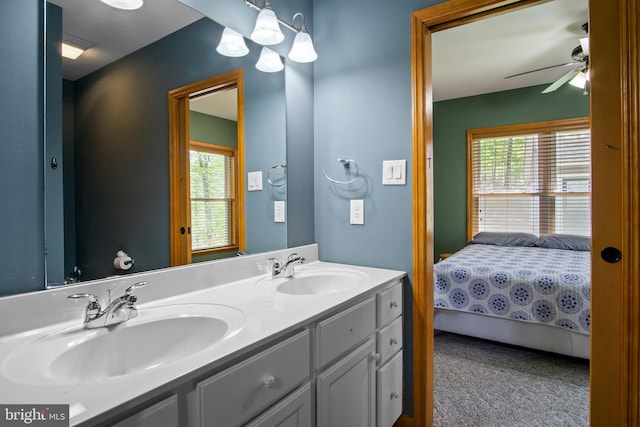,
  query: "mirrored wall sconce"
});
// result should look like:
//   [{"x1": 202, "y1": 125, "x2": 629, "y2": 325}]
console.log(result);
[
  {"x1": 216, "y1": 0, "x2": 317, "y2": 70},
  {"x1": 255, "y1": 47, "x2": 284, "y2": 72}
]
